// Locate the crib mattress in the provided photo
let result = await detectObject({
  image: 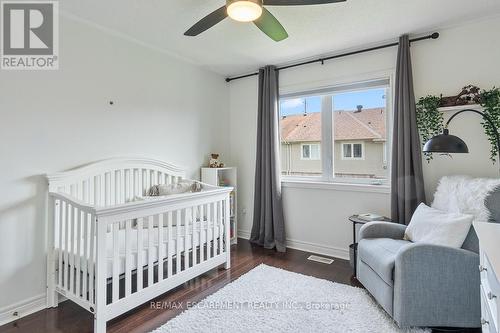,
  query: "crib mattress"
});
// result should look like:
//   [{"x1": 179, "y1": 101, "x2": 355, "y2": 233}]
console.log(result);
[{"x1": 57, "y1": 224, "x2": 222, "y2": 278}]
